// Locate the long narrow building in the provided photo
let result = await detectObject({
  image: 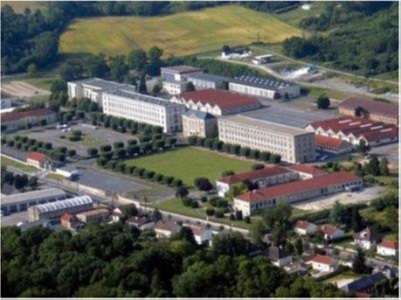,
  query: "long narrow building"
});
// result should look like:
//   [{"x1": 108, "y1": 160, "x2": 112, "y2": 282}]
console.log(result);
[{"x1": 218, "y1": 115, "x2": 315, "y2": 163}]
